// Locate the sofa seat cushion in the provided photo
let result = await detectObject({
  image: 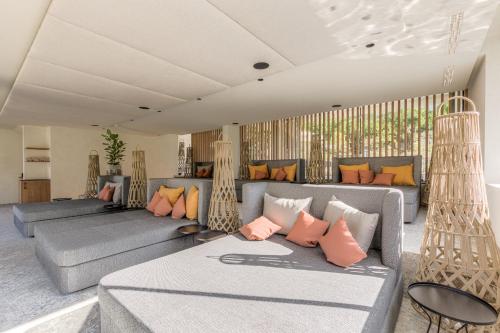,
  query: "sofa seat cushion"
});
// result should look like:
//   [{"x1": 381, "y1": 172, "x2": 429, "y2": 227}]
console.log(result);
[
  {"x1": 13, "y1": 198, "x2": 106, "y2": 223},
  {"x1": 35, "y1": 210, "x2": 194, "y2": 267},
  {"x1": 99, "y1": 234, "x2": 397, "y2": 332}
]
